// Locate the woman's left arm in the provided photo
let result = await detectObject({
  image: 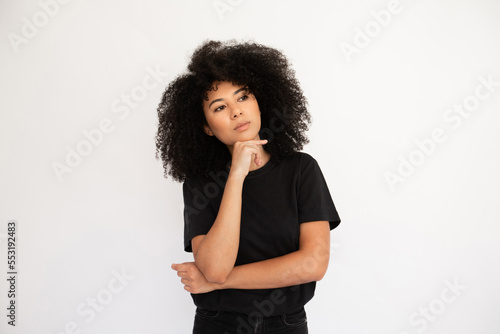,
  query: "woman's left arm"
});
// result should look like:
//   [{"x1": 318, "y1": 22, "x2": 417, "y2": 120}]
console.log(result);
[{"x1": 172, "y1": 221, "x2": 331, "y2": 293}]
